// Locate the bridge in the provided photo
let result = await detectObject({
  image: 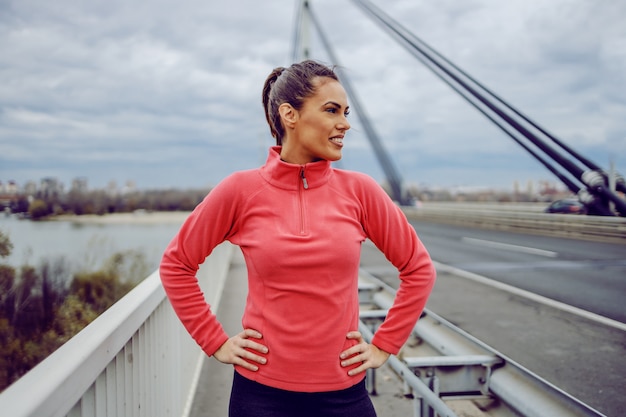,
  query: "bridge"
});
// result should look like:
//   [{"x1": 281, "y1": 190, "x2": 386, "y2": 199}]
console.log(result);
[
  {"x1": 1, "y1": 207, "x2": 624, "y2": 417},
  {"x1": 293, "y1": 0, "x2": 625, "y2": 216},
  {"x1": 1, "y1": 1, "x2": 625, "y2": 416}
]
